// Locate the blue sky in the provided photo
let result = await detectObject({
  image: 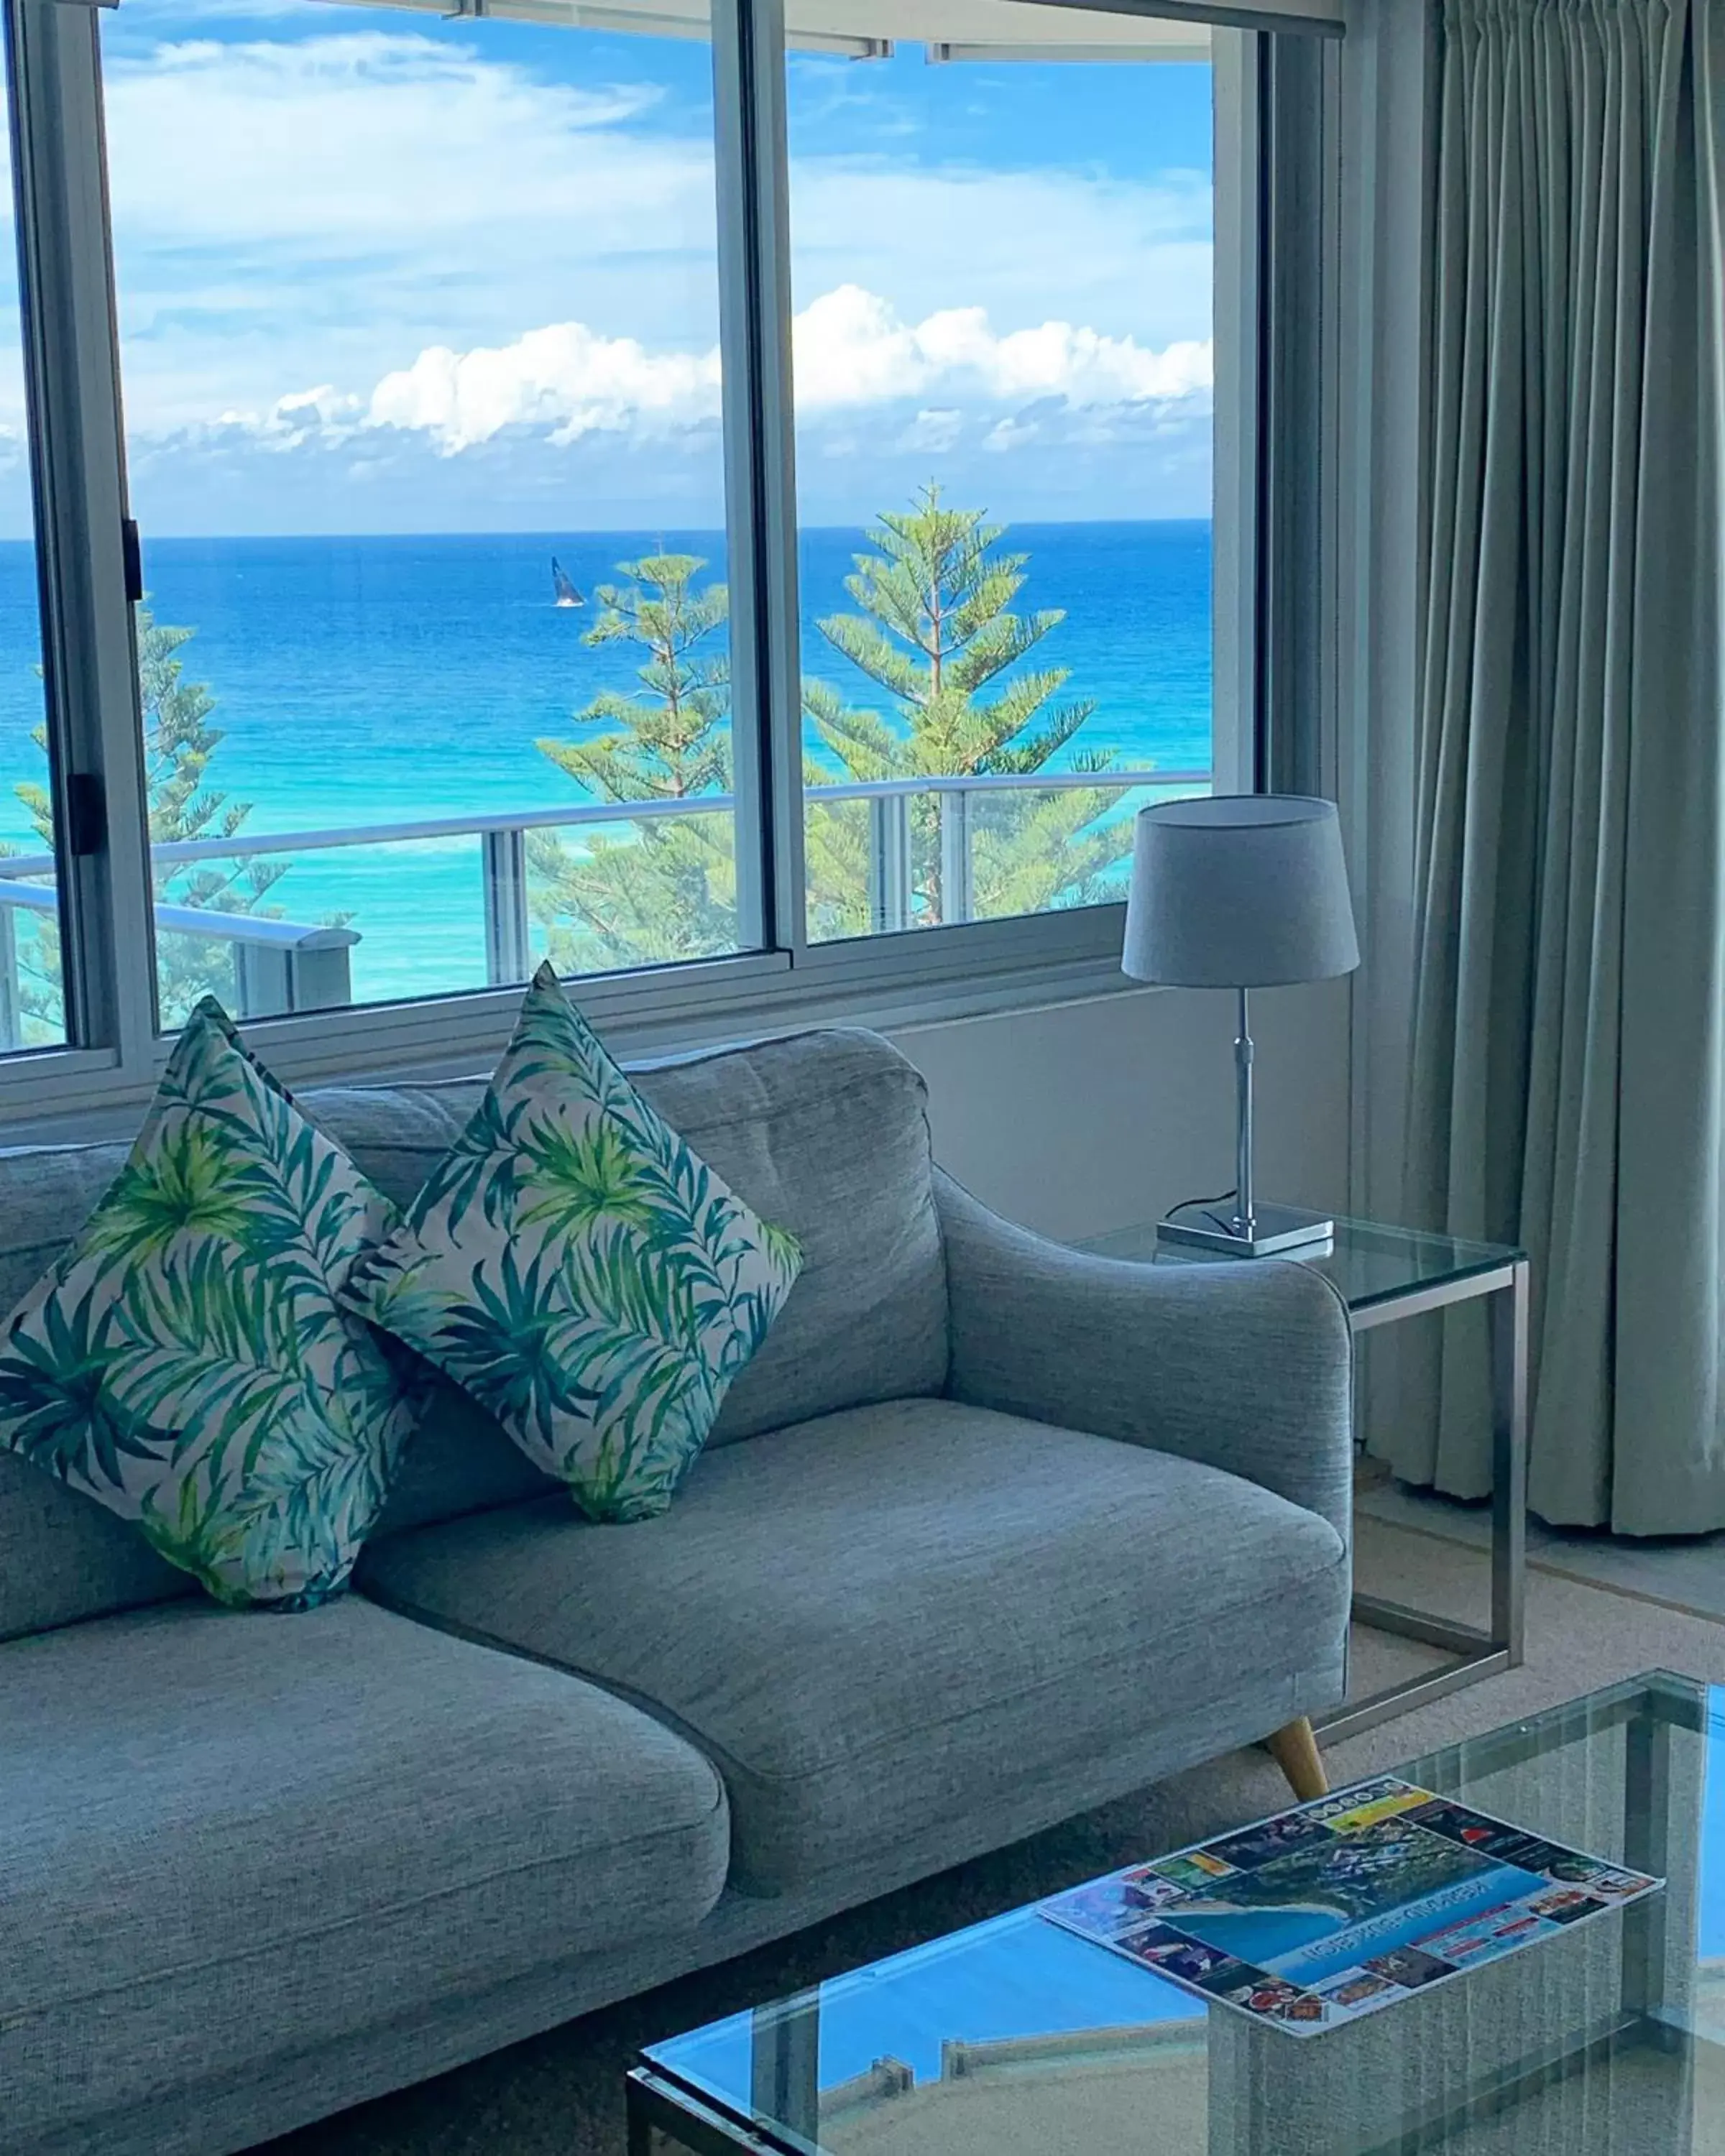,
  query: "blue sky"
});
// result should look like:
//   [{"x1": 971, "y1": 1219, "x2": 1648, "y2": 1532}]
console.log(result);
[{"x1": 0, "y1": 0, "x2": 1214, "y2": 537}]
